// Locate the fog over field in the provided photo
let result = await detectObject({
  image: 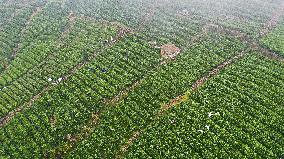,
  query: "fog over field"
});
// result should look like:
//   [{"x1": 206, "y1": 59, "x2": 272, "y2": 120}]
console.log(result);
[{"x1": 0, "y1": 0, "x2": 284, "y2": 158}]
